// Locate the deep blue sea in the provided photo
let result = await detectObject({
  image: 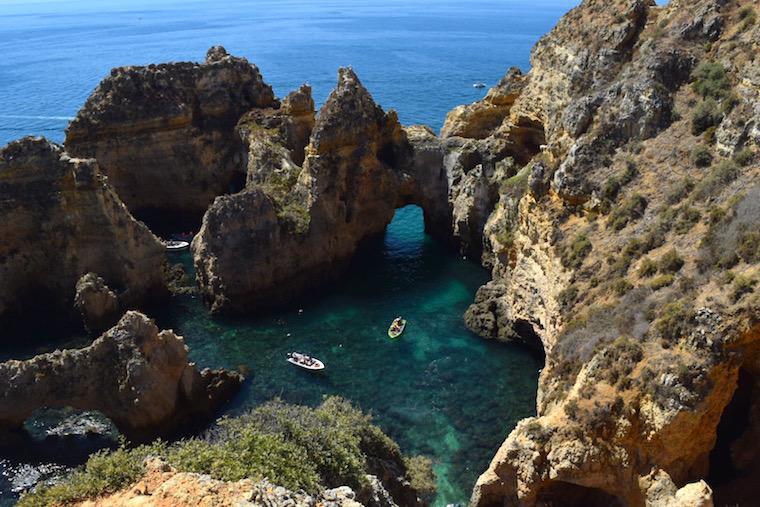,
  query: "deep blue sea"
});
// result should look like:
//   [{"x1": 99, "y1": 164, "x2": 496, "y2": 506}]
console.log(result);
[{"x1": 0, "y1": 1, "x2": 575, "y2": 505}]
